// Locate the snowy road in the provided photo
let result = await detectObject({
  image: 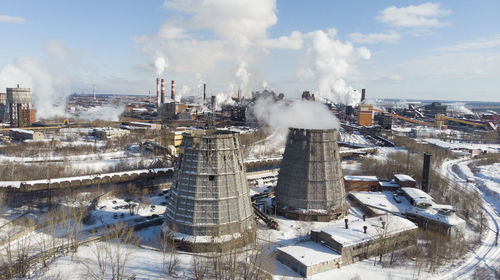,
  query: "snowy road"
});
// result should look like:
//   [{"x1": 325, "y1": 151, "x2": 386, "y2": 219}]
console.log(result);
[{"x1": 438, "y1": 158, "x2": 500, "y2": 280}]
